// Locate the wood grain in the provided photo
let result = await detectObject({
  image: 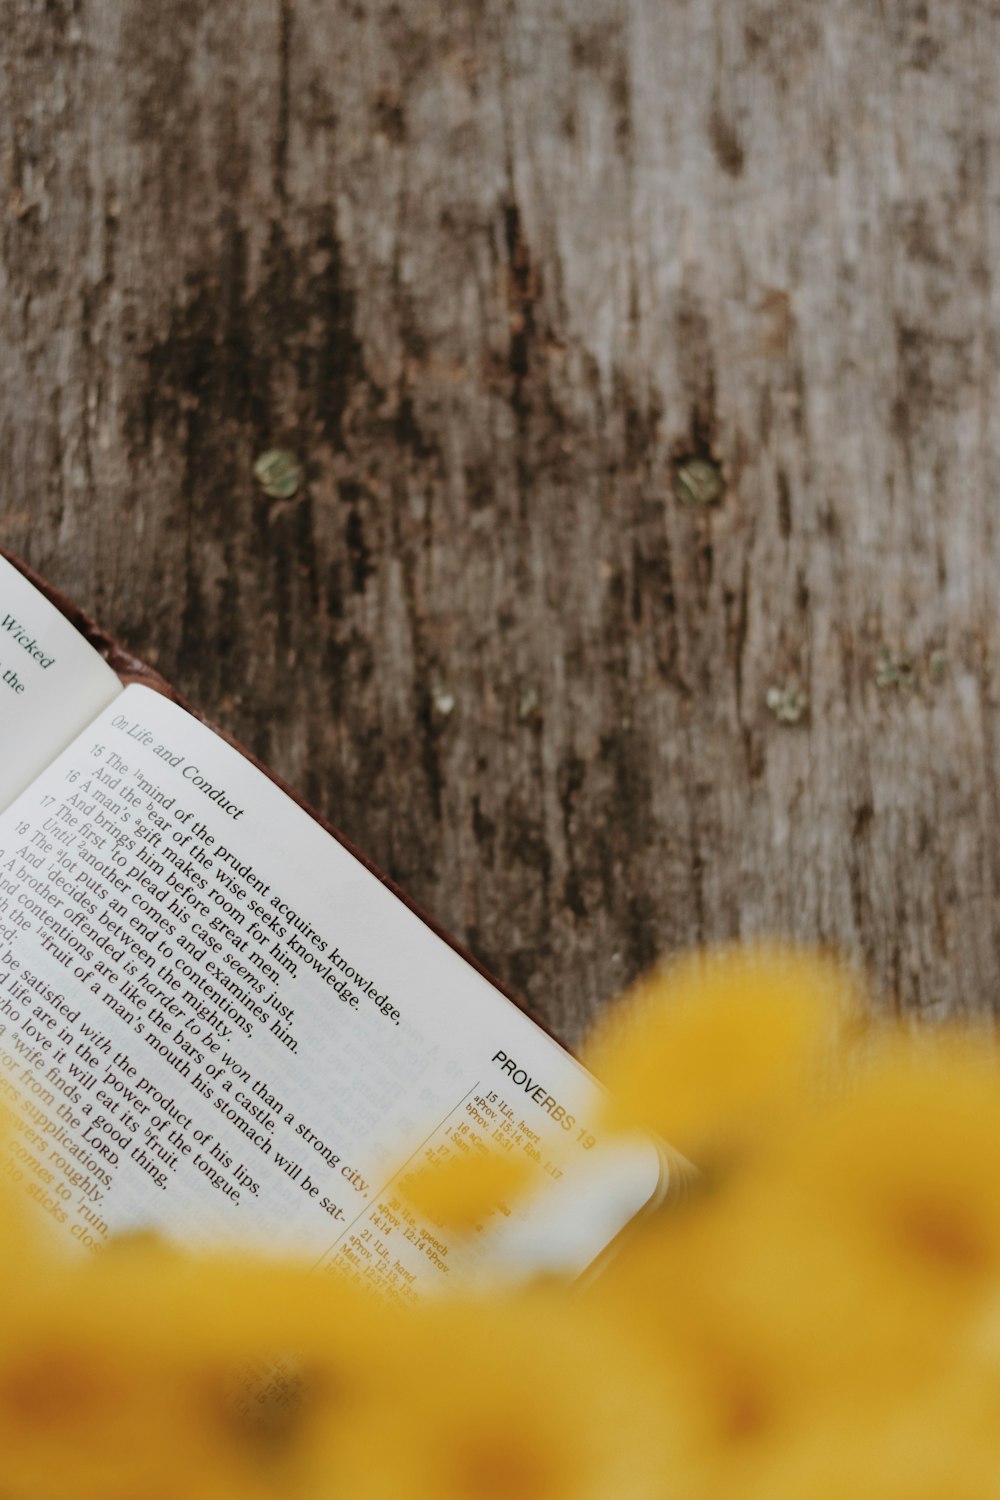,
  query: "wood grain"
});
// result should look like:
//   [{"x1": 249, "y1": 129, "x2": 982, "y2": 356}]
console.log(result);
[{"x1": 2, "y1": 0, "x2": 997, "y2": 1042}]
